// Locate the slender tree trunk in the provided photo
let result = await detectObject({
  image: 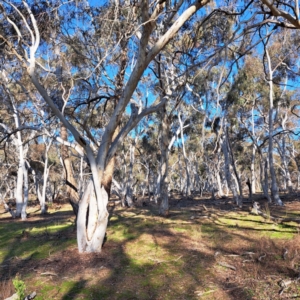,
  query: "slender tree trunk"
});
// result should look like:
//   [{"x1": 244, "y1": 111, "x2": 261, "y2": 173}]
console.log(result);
[
  {"x1": 261, "y1": 157, "x2": 272, "y2": 202},
  {"x1": 281, "y1": 113, "x2": 293, "y2": 193},
  {"x1": 15, "y1": 160, "x2": 24, "y2": 216},
  {"x1": 40, "y1": 139, "x2": 52, "y2": 214},
  {"x1": 251, "y1": 107, "x2": 257, "y2": 194},
  {"x1": 251, "y1": 145, "x2": 257, "y2": 194},
  {"x1": 125, "y1": 139, "x2": 136, "y2": 207},
  {"x1": 216, "y1": 172, "x2": 224, "y2": 197},
  {"x1": 13, "y1": 107, "x2": 27, "y2": 217},
  {"x1": 159, "y1": 104, "x2": 170, "y2": 216},
  {"x1": 266, "y1": 49, "x2": 283, "y2": 206},
  {"x1": 21, "y1": 161, "x2": 29, "y2": 220},
  {"x1": 61, "y1": 124, "x2": 80, "y2": 216},
  {"x1": 178, "y1": 113, "x2": 191, "y2": 196}
]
